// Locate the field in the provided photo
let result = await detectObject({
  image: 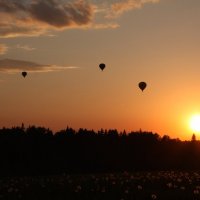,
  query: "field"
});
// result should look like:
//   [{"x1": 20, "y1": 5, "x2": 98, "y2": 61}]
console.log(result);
[{"x1": 1, "y1": 171, "x2": 200, "y2": 200}]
